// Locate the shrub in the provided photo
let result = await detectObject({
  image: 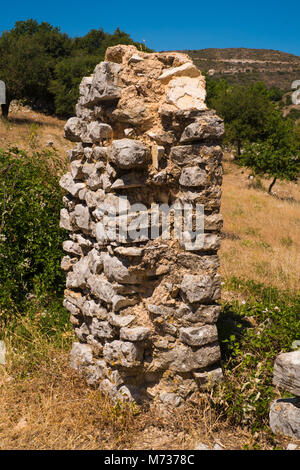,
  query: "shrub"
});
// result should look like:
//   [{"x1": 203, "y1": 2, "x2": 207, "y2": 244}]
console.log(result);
[
  {"x1": 214, "y1": 278, "x2": 300, "y2": 432},
  {"x1": 0, "y1": 147, "x2": 66, "y2": 320}
]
